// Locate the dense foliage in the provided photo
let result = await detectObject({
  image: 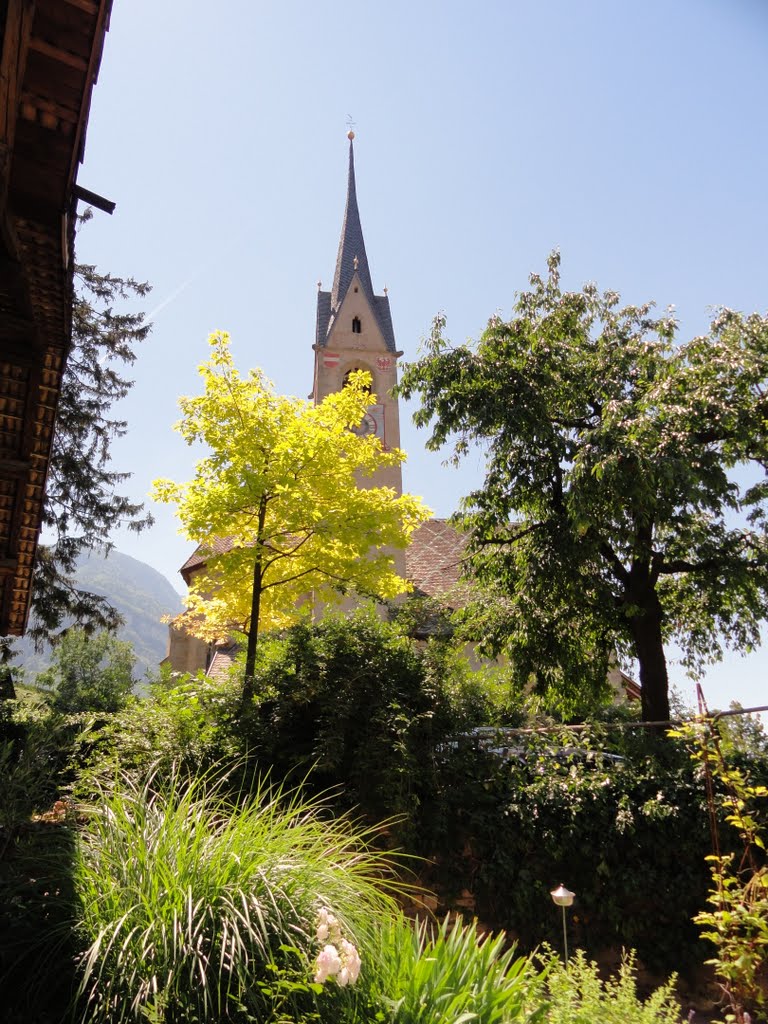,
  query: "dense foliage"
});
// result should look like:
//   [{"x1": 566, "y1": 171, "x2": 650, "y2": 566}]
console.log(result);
[
  {"x1": 539, "y1": 949, "x2": 683, "y2": 1024},
  {"x1": 368, "y1": 915, "x2": 543, "y2": 1024},
  {"x1": 5, "y1": 612, "x2": 768, "y2": 1019},
  {"x1": 233, "y1": 612, "x2": 509, "y2": 827},
  {"x1": 30, "y1": 248, "x2": 153, "y2": 646},
  {"x1": 39, "y1": 627, "x2": 136, "y2": 714},
  {"x1": 81, "y1": 612, "x2": 520, "y2": 828},
  {"x1": 426, "y1": 728, "x2": 717, "y2": 972},
  {"x1": 673, "y1": 719, "x2": 768, "y2": 1022},
  {"x1": 69, "y1": 614, "x2": 768, "y2": 981},
  {"x1": 398, "y1": 252, "x2": 768, "y2": 721},
  {"x1": 0, "y1": 701, "x2": 82, "y2": 1022}
]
